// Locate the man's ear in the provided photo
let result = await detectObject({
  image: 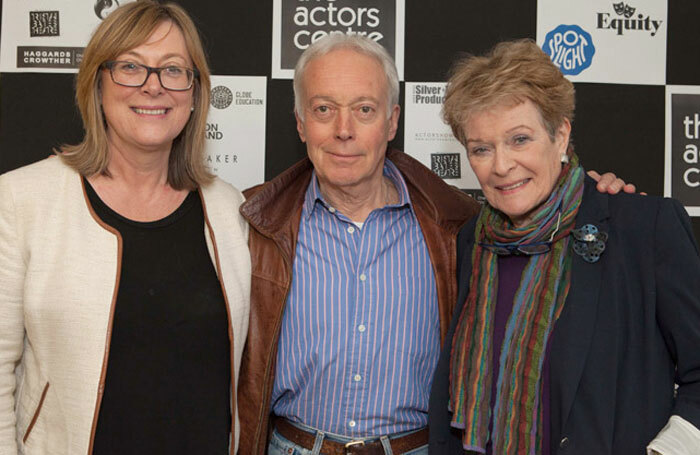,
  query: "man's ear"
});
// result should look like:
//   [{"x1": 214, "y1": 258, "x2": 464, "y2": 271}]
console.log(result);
[
  {"x1": 387, "y1": 104, "x2": 400, "y2": 141},
  {"x1": 295, "y1": 111, "x2": 306, "y2": 143}
]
